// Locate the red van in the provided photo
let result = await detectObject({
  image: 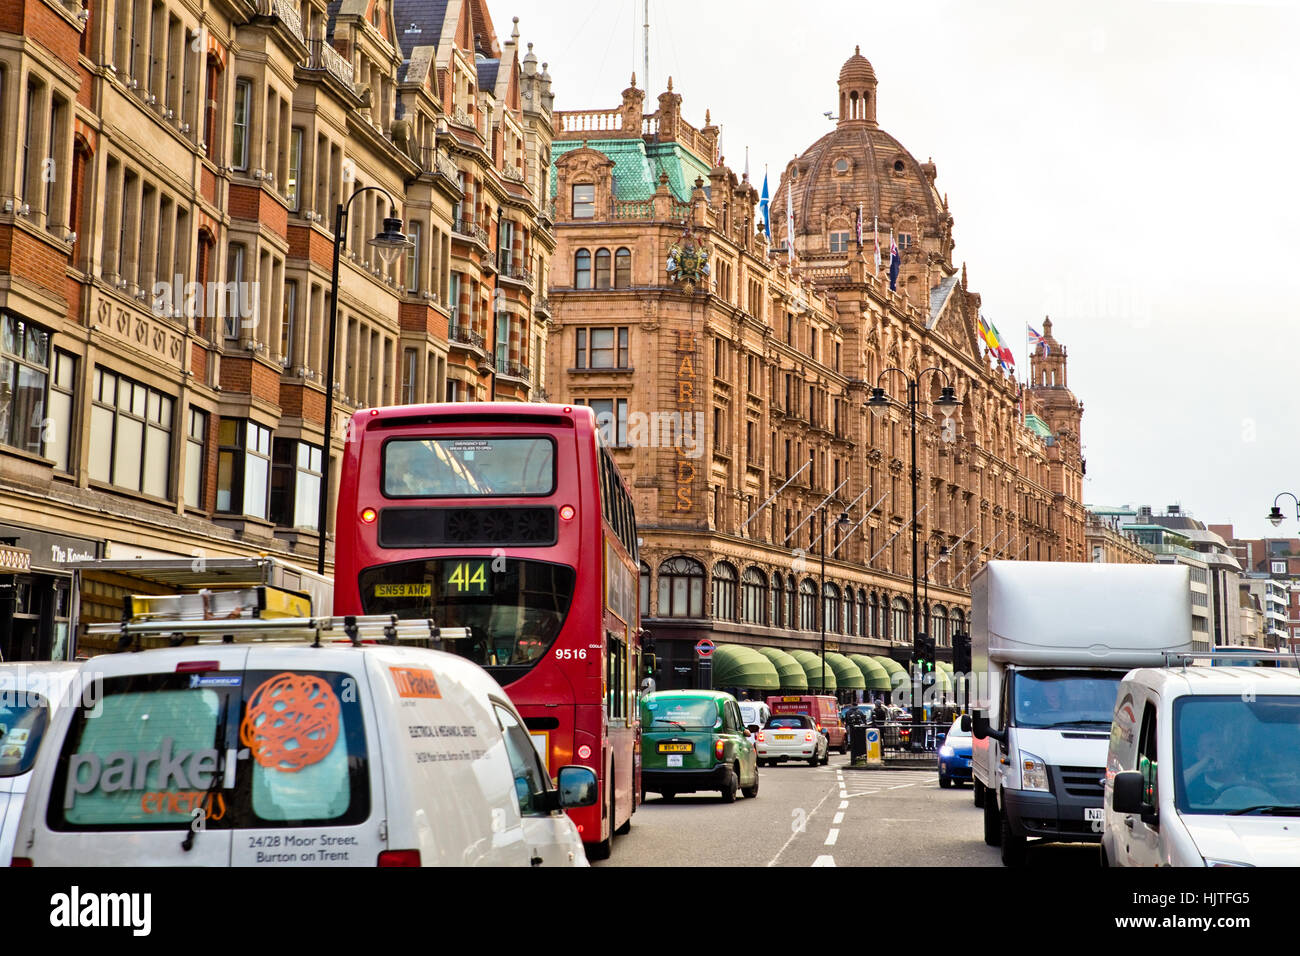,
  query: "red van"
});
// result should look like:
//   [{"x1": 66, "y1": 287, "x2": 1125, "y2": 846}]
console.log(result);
[{"x1": 766, "y1": 695, "x2": 846, "y2": 753}]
